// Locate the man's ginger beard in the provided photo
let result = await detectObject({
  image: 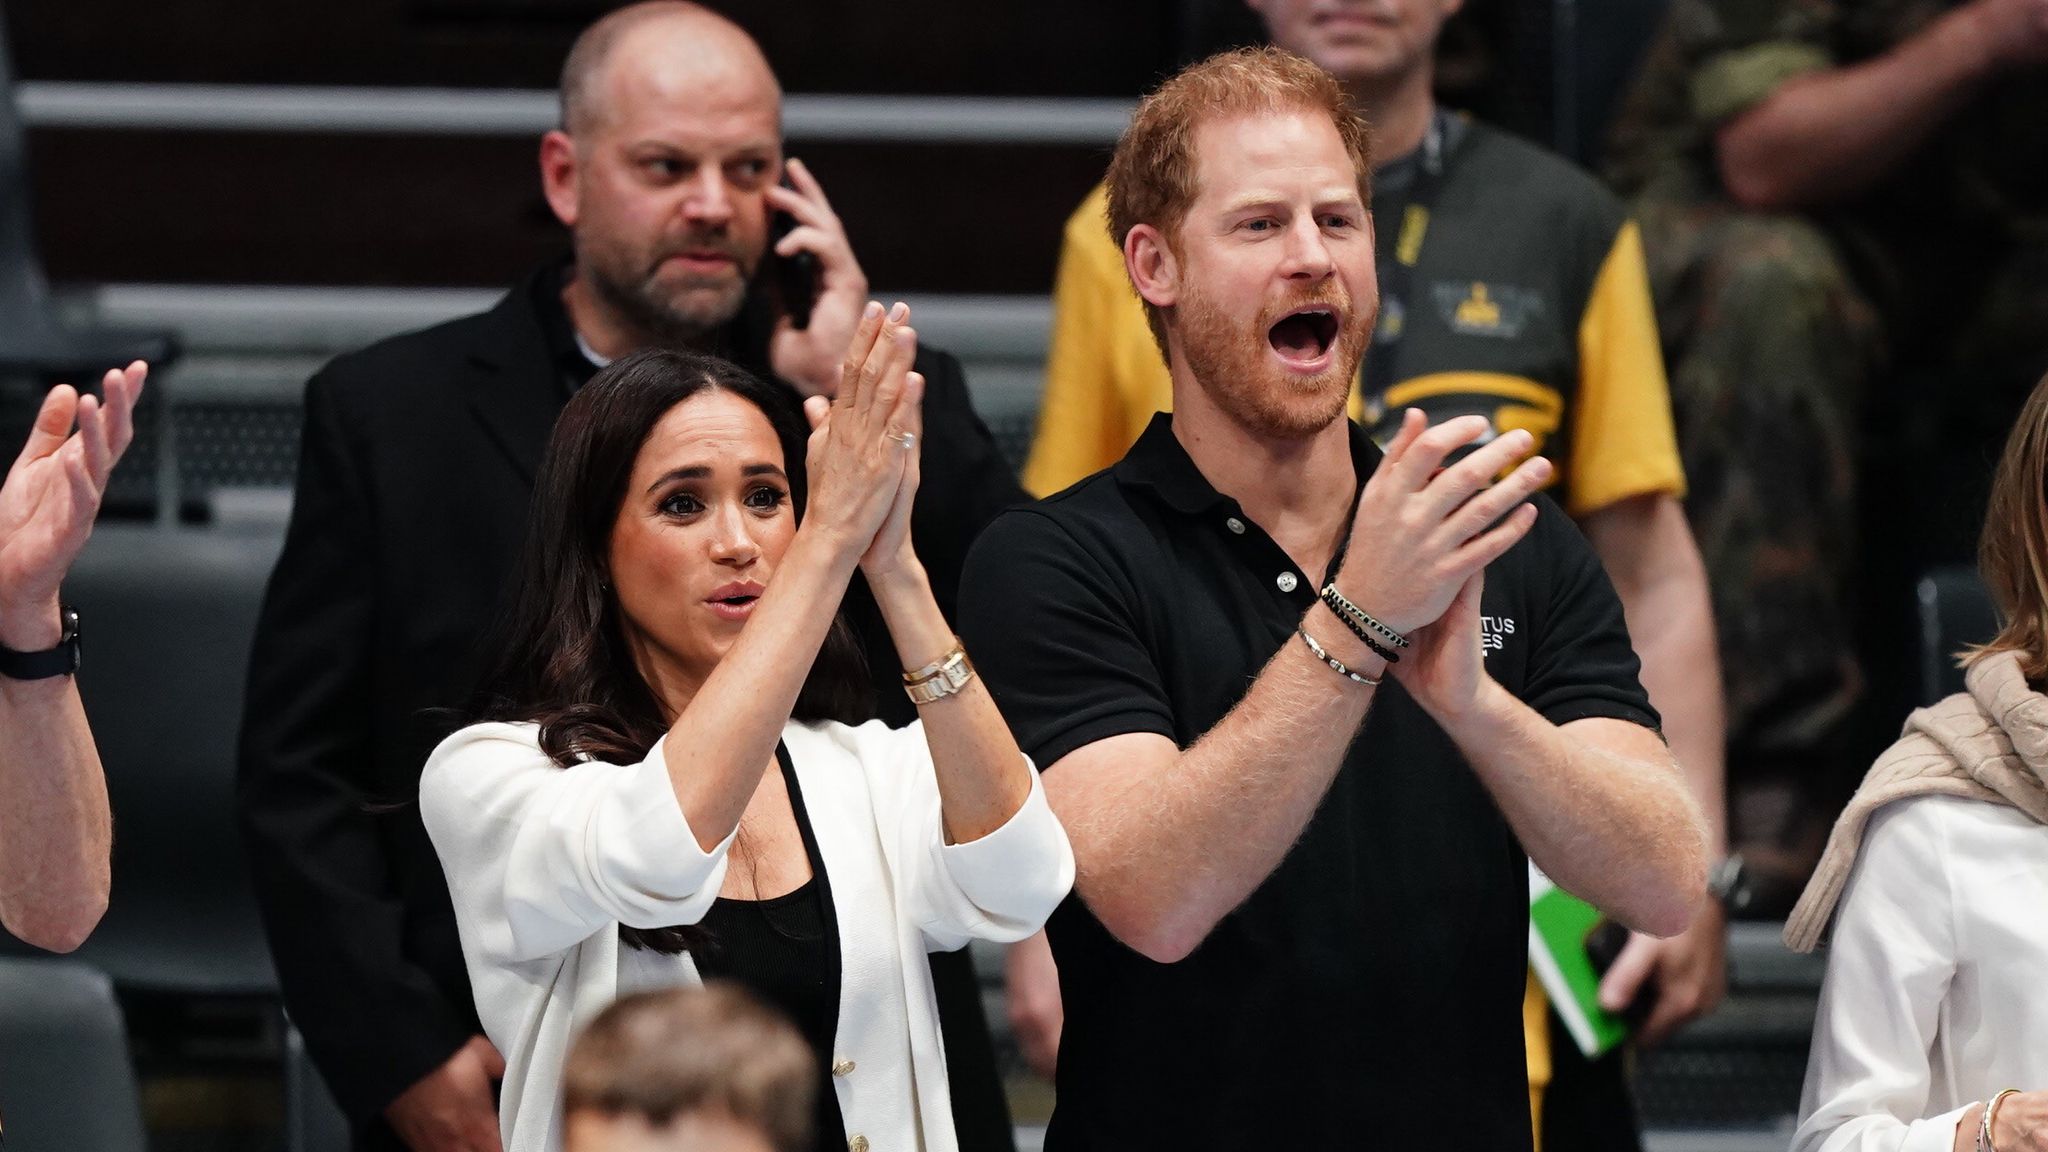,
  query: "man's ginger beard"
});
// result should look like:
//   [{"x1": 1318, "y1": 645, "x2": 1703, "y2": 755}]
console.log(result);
[{"x1": 1169, "y1": 273, "x2": 1373, "y2": 440}]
